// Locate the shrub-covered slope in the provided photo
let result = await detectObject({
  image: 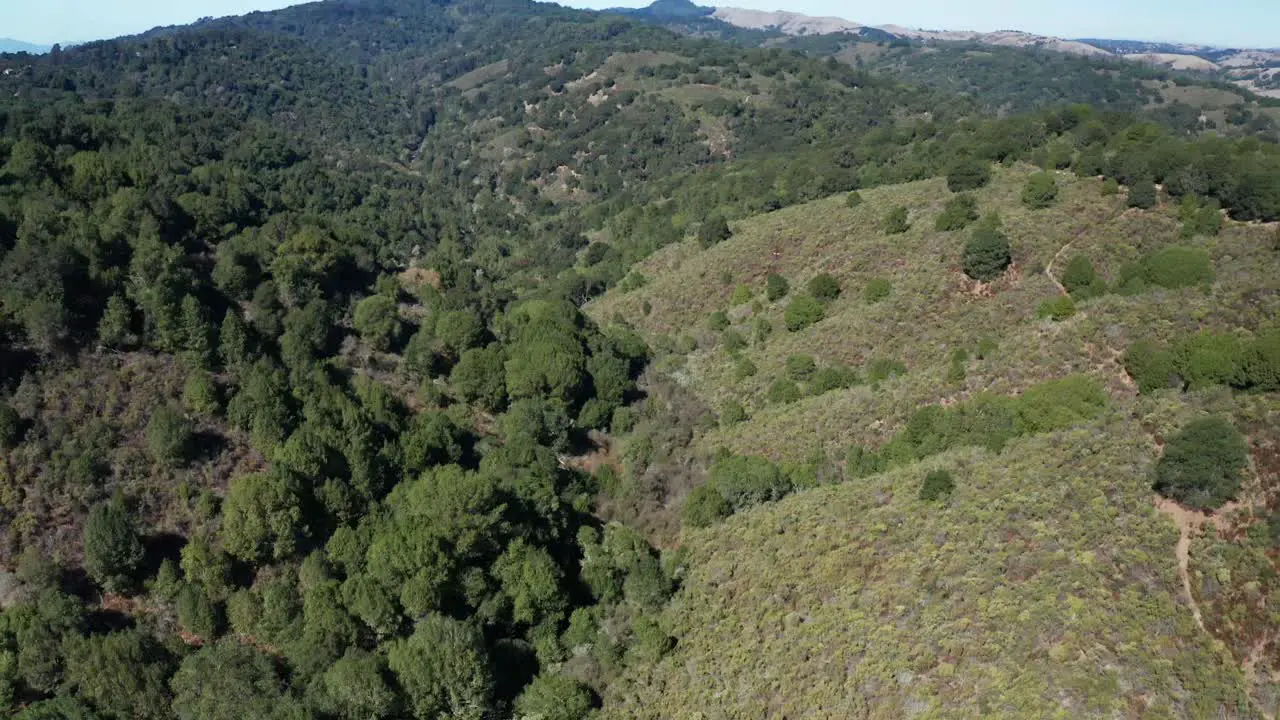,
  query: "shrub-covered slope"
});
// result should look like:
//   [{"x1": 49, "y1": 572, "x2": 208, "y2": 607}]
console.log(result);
[
  {"x1": 589, "y1": 163, "x2": 1280, "y2": 716},
  {"x1": 602, "y1": 406, "x2": 1270, "y2": 718}
]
